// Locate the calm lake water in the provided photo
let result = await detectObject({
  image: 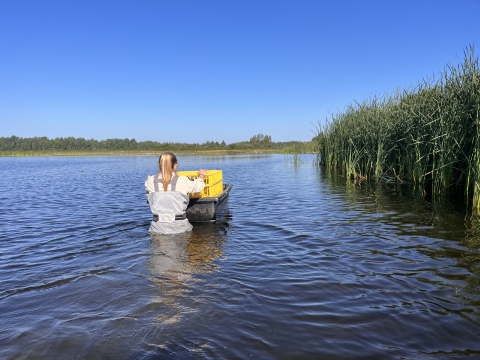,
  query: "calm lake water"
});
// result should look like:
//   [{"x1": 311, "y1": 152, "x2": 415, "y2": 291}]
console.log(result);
[{"x1": 1, "y1": 154, "x2": 479, "y2": 359}]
